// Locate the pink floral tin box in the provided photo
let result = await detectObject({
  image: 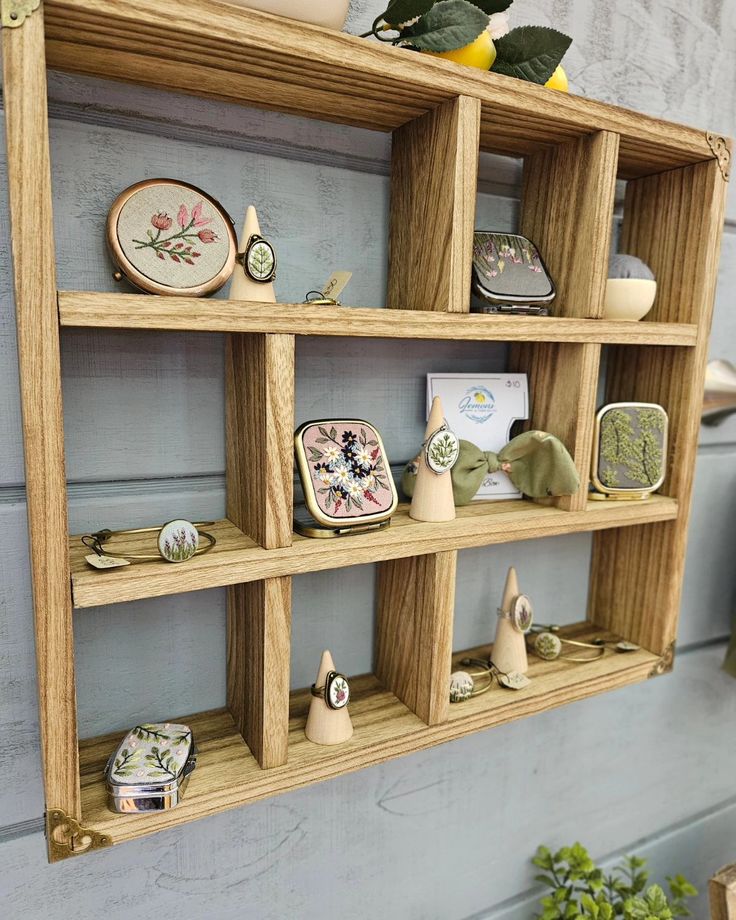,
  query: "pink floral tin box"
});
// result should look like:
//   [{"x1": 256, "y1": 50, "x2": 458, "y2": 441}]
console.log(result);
[{"x1": 295, "y1": 420, "x2": 398, "y2": 534}]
